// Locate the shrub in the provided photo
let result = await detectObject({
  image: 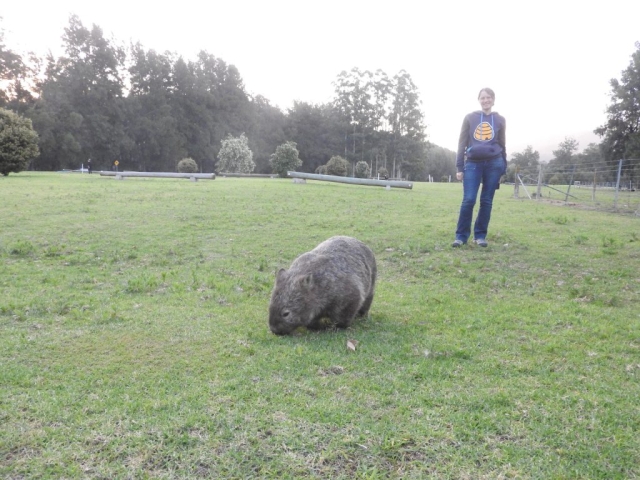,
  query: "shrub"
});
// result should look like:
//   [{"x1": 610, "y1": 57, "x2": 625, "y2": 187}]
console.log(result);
[
  {"x1": 0, "y1": 108, "x2": 40, "y2": 176},
  {"x1": 326, "y1": 156, "x2": 349, "y2": 177},
  {"x1": 177, "y1": 157, "x2": 198, "y2": 173},
  {"x1": 270, "y1": 141, "x2": 302, "y2": 178},
  {"x1": 315, "y1": 165, "x2": 328, "y2": 175},
  {"x1": 549, "y1": 173, "x2": 568, "y2": 185},
  {"x1": 377, "y1": 167, "x2": 389, "y2": 179},
  {"x1": 355, "y1": 161, "x2": 370, "y2": 179},
  {"x1": 217, "y1": 133, "x2": 255, "y2": 173}
]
